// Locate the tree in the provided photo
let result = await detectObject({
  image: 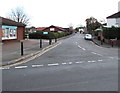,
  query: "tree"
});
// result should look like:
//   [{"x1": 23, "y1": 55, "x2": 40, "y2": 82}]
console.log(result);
[
  {"x1": 86, "y1": 17, "x2": 102, "y2": 34},
  {"x1": 7, "y1": 7, "x2": 30, "y2": 25}
]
